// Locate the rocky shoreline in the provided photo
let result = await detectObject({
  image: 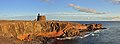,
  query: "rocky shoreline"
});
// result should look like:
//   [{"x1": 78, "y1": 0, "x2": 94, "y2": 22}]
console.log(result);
[{"x1": 0, "y1": 20, "x2": 106, "y2": 44}]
